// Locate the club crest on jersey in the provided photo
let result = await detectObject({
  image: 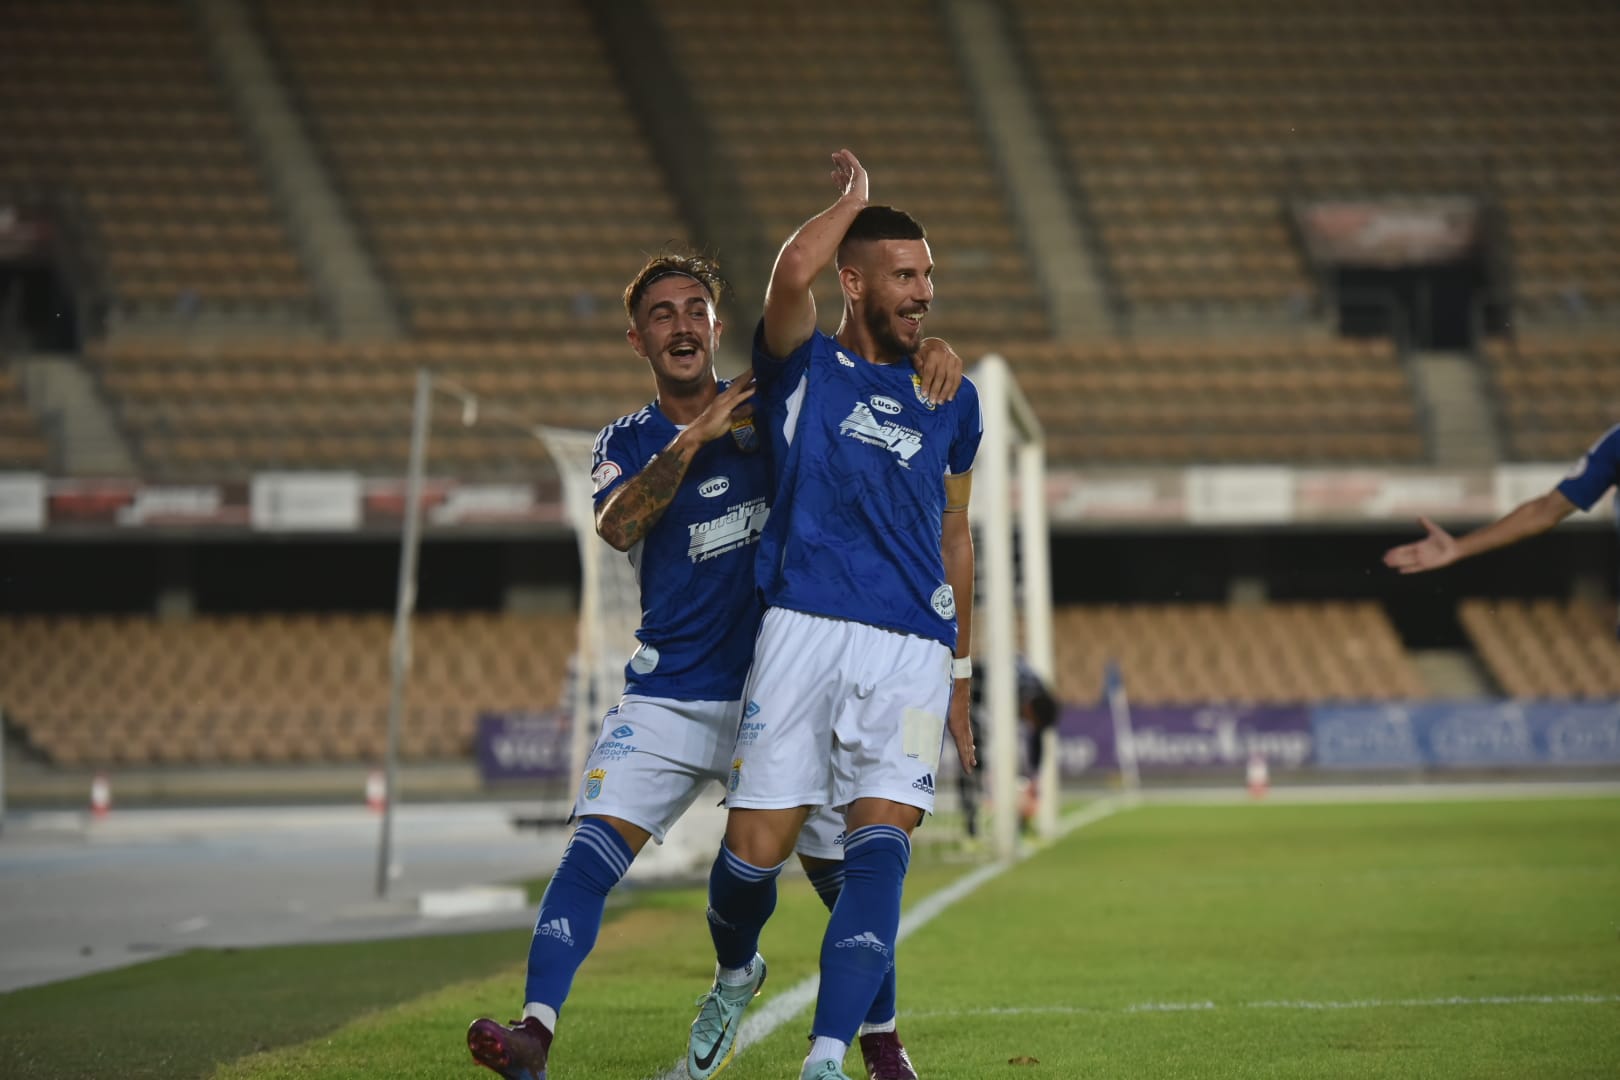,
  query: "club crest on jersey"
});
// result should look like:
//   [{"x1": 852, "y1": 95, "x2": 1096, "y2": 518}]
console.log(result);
[
  {"x1": 730, "y1": 414, "x2": 759, "y2": 452},
  {"x1": 584, "y1": 768, "x2": 606, "y2": 800},
  {"x1": 931, "y1": 584, "x2": 956, "y2": 620},
  {"x1": 591, "y1": 461, "x2": 622, "y2": 493},
  {"x1": 699, "y1": 476, "x2": 730, "y2": 498},
  {"x1": 910, "y1": 374, "x2": 937, "y2": 411},
  {"x1": 630, "y1": 643, "x2": 660, "y2": 674}
]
